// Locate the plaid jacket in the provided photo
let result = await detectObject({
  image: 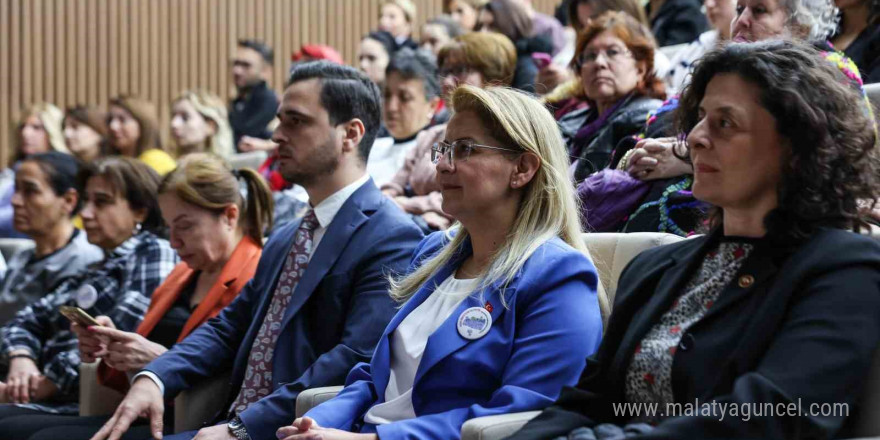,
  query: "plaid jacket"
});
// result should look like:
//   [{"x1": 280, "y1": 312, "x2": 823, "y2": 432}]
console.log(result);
[{"x1": 0, "y1": 231, "x2": 178, "y2": 404}]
